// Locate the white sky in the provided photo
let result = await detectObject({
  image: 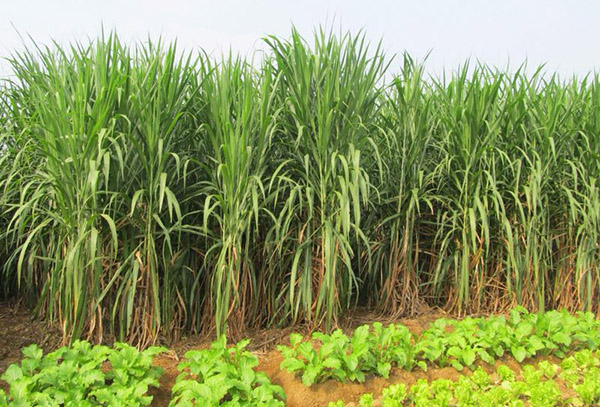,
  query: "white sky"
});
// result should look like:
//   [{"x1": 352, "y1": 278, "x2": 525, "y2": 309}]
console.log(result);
[{"x1": 2, "y1": 0, "x2": 600, "y2": 78}]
